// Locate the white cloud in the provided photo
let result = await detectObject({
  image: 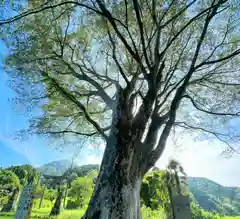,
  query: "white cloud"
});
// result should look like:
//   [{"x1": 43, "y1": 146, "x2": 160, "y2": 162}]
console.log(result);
[
  {"x1": 99, "y1": 143, "x2": 105, "y2": 151},
  {"x1": 85, "y1": 154, "x2": 102, "y2": 165},
  {"x1": 156, "y1": 134, "x2": 240, "y2": 187},
  {"x1": 0, "y1": 134, "x2": 41, "y2": 166}
]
